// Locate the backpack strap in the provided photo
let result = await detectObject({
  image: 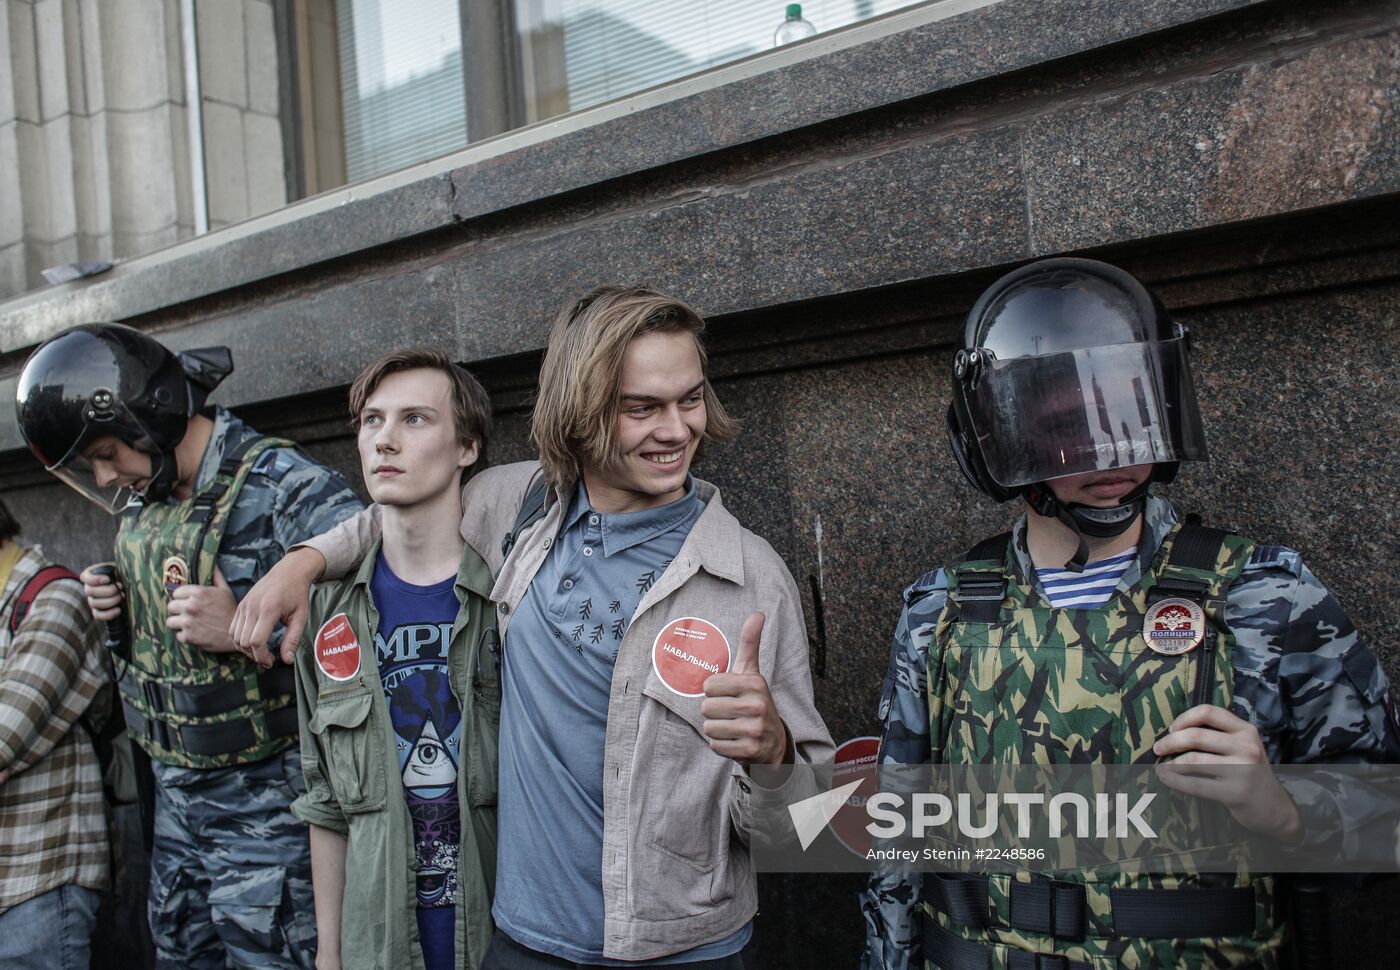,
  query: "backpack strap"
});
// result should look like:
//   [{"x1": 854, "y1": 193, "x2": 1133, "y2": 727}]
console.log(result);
[
  {"x1": 948, "y1": 532, "x2": 1012, "y2": 625},
  {"x1": 500, "y1": 474, "x2": 550, "y2": 561},
  {"x1": 9, "y1": 565, "x2": 80, "y2": 635}
]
